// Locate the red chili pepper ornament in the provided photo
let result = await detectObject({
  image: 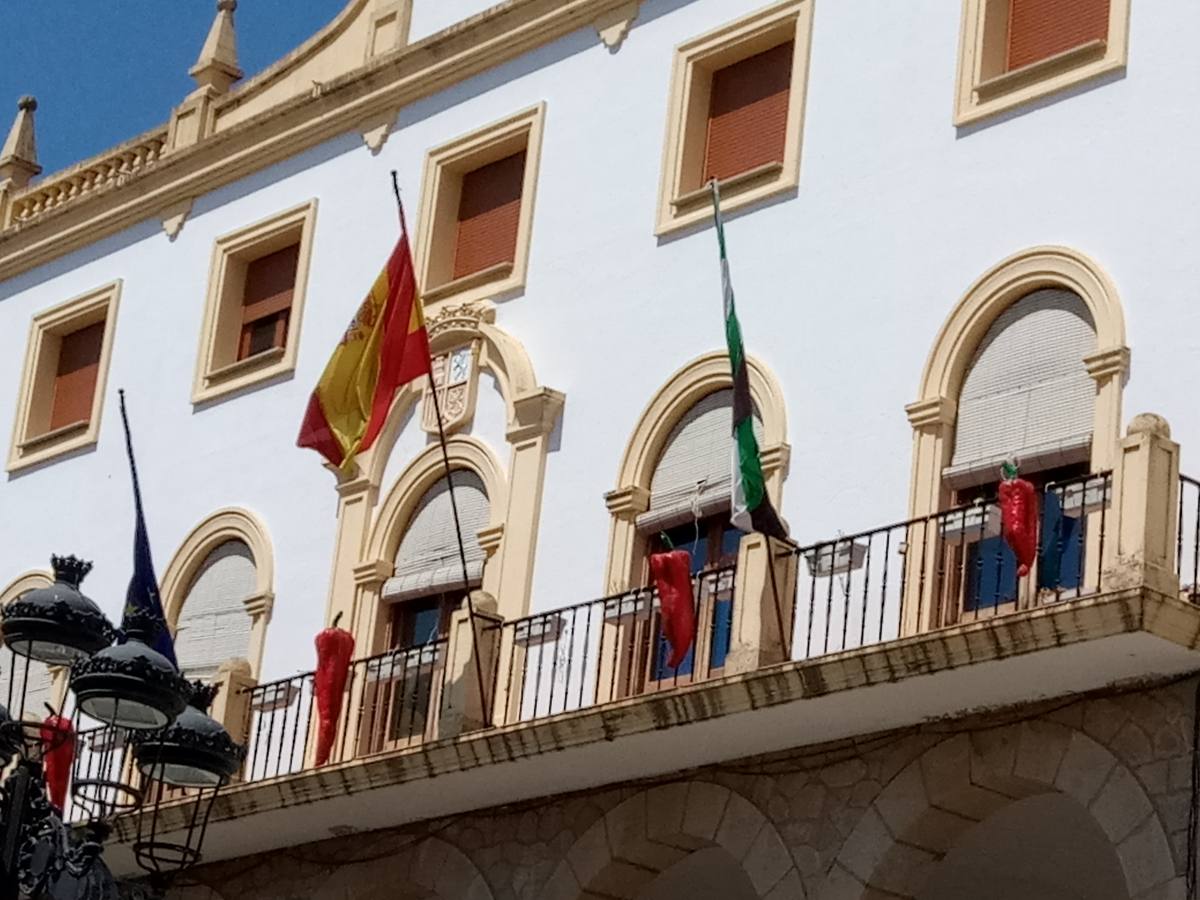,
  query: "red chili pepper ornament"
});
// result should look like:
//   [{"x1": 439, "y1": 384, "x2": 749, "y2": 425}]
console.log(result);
[
  {"x1": 649, "y1": 549, "x2": 696, "y2": 670},
  {"x1": 999, "y1": 460, "x2": 1039, "y2": 577},
  {"x1": 40, "y1": 710, "x2": 75, "y2": 811},
  {"x1": 314, "y1": 611, "x2": 355, "y2": 766}
]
